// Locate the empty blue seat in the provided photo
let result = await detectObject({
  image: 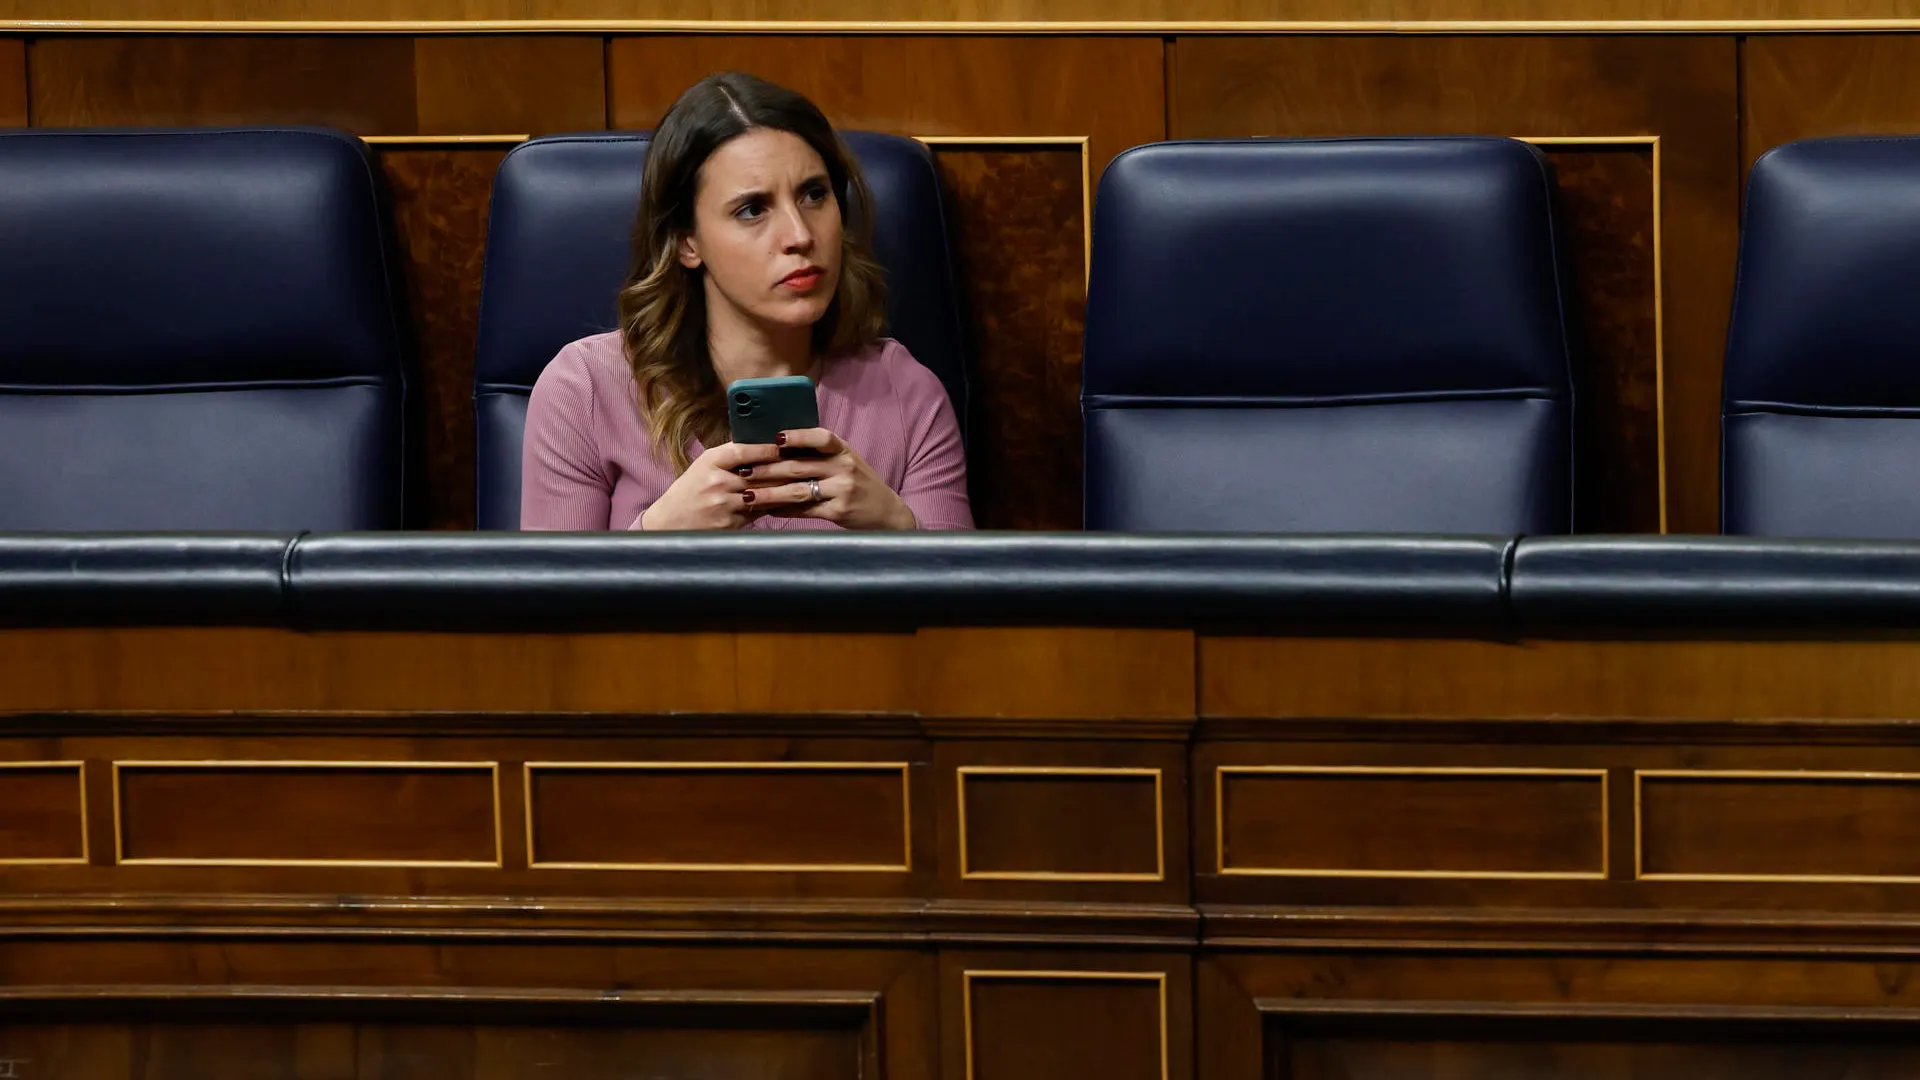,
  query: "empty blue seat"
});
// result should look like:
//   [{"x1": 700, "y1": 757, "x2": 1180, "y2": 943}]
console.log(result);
[
  {"x1": 1723, "y1": 136, "x2": 1920, "y2": 538},
  {"x1": 0, "y1": 127, "x2": 408, "y2": 531},
  {"x1": 1082, "y1": 137, "x2": 1575, "y2": 533},
  {"x1": 472, "y1": 131, "x2": 967, "y2": 530}
]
